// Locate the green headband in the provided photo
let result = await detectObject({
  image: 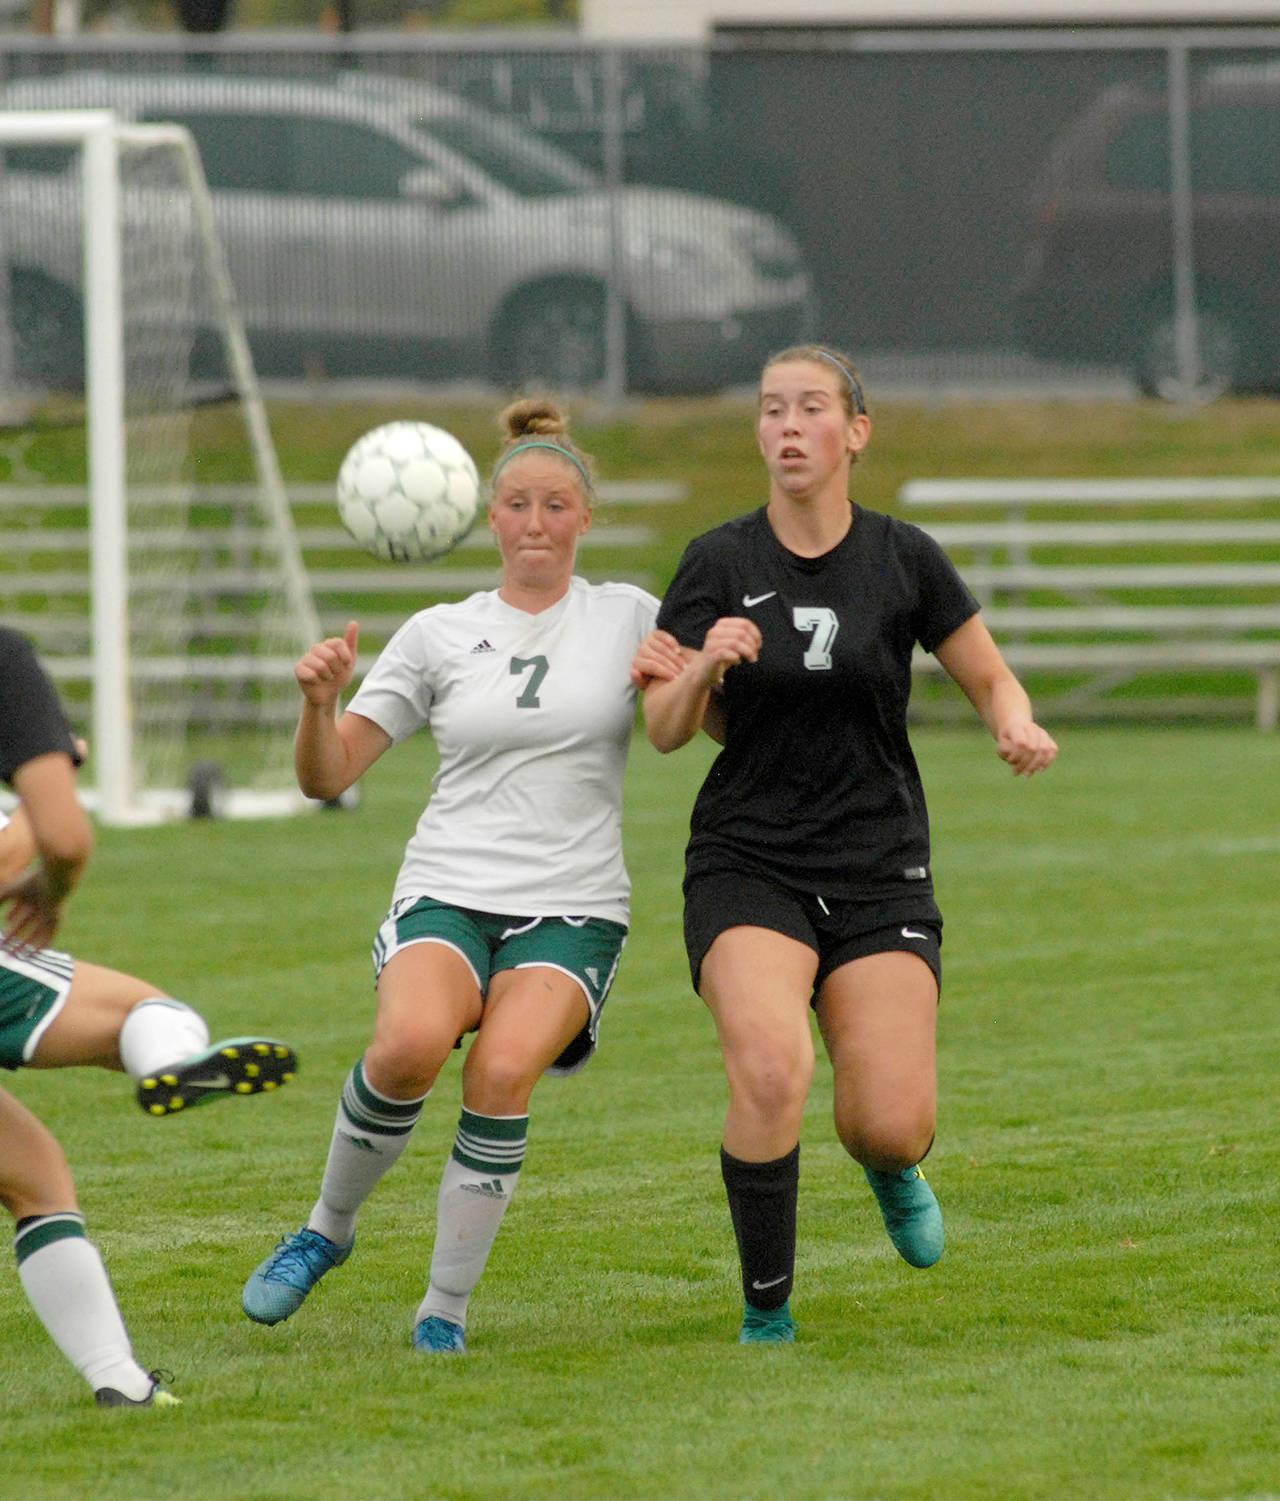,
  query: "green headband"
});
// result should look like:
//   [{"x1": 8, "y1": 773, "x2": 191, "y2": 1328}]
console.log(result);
[{"x1": 491, "y1": 440, "x2": 592, "y2": 490}]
